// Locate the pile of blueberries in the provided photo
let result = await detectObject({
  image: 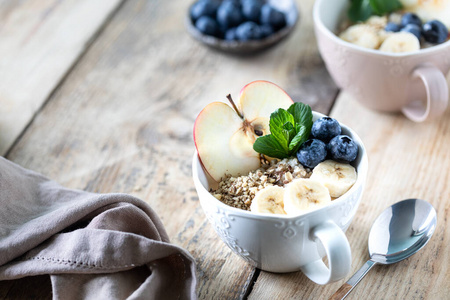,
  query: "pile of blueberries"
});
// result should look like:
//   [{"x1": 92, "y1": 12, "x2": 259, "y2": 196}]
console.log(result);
[
  {"x1": 385, "y1": 13, "x2": 449, "y2": 44},
  {"x1": 190, "y1": 0, "x2": 288, "y2": 41},
  {"x1": 296, "y1": 117, "x2": 358, "y2": 169}
]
